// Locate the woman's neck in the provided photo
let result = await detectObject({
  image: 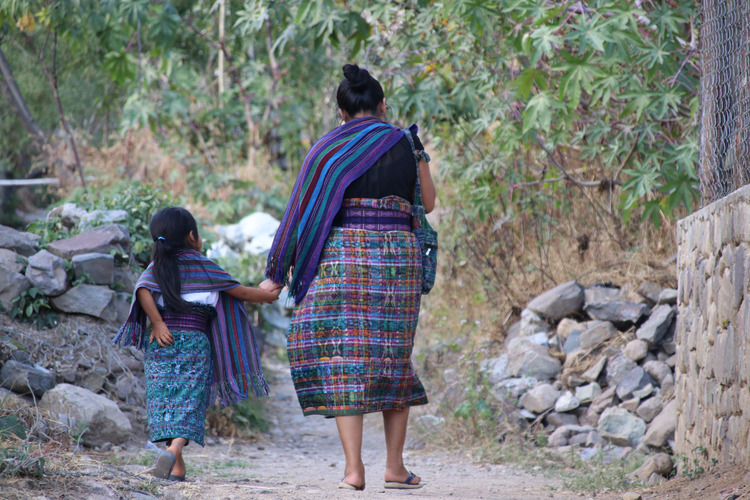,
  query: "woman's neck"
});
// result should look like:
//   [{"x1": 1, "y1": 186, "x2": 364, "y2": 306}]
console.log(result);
[{"x1": 344, "y1": 111, "x2": 385, "y2": 122}]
